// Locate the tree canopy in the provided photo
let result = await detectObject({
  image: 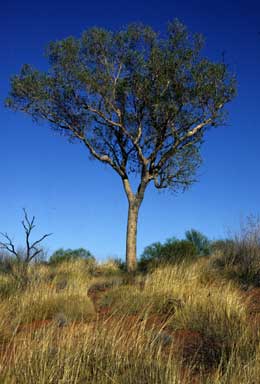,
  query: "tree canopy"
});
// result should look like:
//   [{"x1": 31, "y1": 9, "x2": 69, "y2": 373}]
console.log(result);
[{"x1": 6, "y1": 20, "x2": 235, "y2": 192}]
